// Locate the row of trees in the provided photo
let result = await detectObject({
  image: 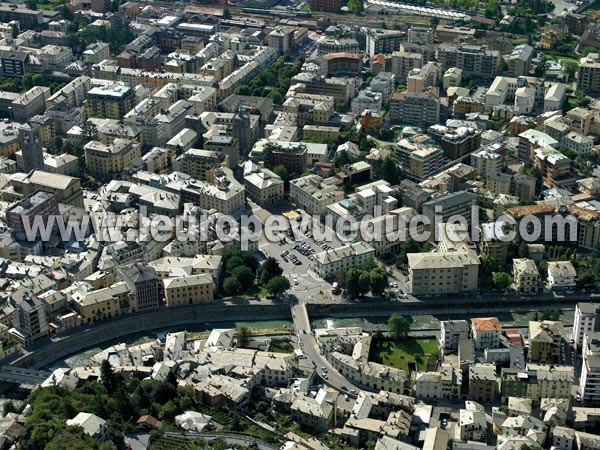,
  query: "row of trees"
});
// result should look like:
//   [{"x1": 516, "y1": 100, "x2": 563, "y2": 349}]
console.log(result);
[{"x1": 339, "y1": 258, "x2": 389, "y2": 298}]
